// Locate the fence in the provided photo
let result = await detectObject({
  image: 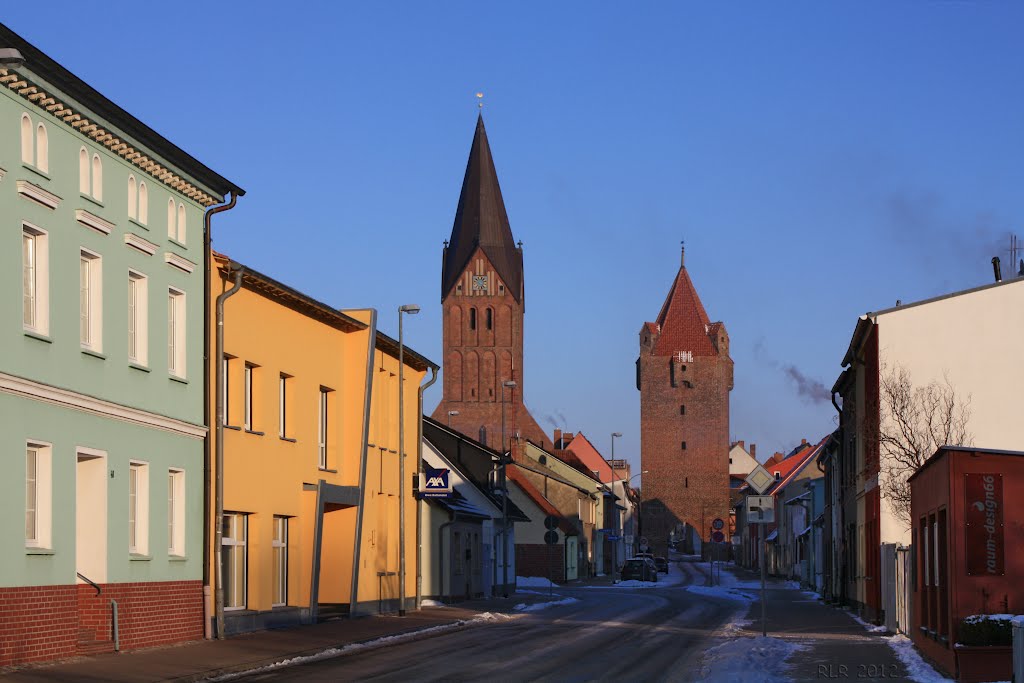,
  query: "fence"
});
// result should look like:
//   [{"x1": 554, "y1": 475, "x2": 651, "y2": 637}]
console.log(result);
[{"x1": 881, "y1": 543, "x2": 912, "y2": 635}]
